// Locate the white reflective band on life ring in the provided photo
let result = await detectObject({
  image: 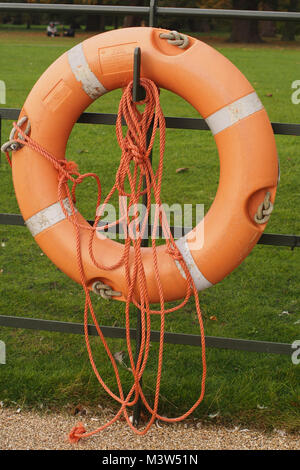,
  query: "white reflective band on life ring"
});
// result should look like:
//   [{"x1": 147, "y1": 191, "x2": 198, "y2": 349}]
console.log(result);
[
  {"x1": 68, "y1": 43, "x2": 107, "y2": 100},
  {"x1": 205, "y1": 92, "x2": 263, "y2": 136},
  {"x1": 25, "y1": 198, "x2": 76, "y2": 237},
  {"x1": 175, "y1": 235, "x2": 213, "y2": 291}
]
